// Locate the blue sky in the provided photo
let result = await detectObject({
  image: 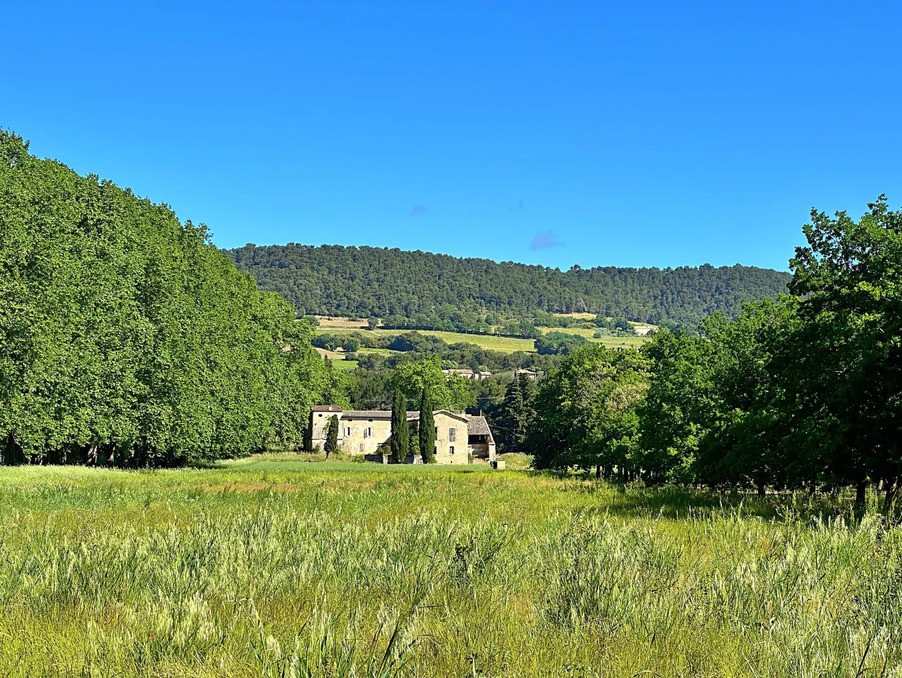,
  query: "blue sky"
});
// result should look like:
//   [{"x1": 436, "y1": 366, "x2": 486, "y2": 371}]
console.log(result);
[{"x1": 4, "y1": 1, "x2": 901, "y2": 271}]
